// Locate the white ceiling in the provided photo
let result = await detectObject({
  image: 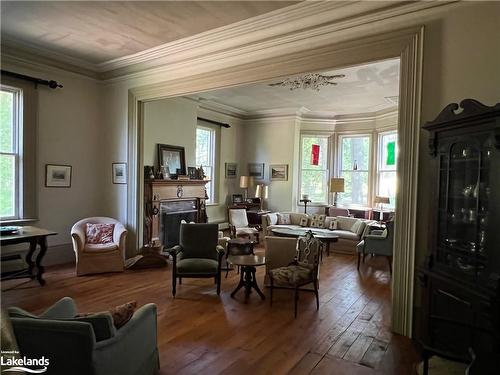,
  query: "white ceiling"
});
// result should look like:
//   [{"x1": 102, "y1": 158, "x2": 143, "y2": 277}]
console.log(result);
[
  {"x1": 0, "y1": 1, "x2": 298, "y2": 64},
  {"x1": 190, "y1": 58, "x2": 400, "y2": 117}
]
